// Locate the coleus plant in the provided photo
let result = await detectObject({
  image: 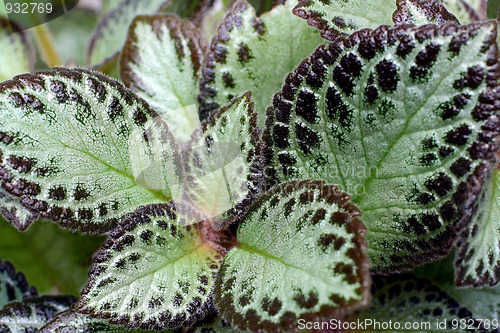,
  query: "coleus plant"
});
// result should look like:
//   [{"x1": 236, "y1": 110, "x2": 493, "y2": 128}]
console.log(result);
[{"x1": 0, "y1": 0, "x2": 499, "y2": 332}]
